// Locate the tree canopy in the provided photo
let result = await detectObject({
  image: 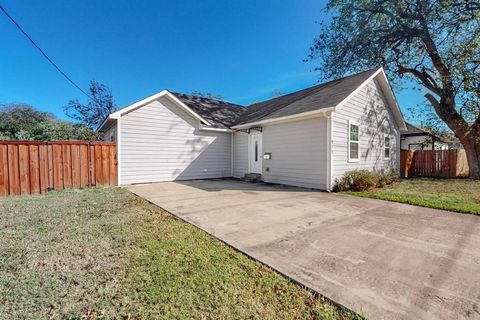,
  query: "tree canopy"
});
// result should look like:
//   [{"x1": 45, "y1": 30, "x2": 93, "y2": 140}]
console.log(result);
[
  {"x1": 0, "y1": 103, "x2": 101, "y2": 141},
  {"x1": 307, "y1": 0, "x2": 480, "y2": 178},
  {"x1": 64, "y1": 81, "x2": 117, "y2": 129}
]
